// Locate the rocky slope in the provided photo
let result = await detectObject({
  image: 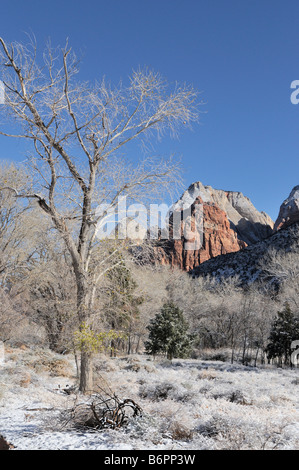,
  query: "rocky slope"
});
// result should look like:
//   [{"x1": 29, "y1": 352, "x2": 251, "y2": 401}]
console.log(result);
[
  {"x1": 191, "y1": 222, "x2": 299, "y2": 286},
  {"x1": 274, "y1": 186, "x2": 299, "y2": 231}
]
